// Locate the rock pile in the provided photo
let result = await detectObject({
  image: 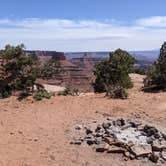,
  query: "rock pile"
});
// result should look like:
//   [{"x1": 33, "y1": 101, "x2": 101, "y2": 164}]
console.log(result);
[{"x1": 70, "y1": 118, "x2": 166, "y2": 164}]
